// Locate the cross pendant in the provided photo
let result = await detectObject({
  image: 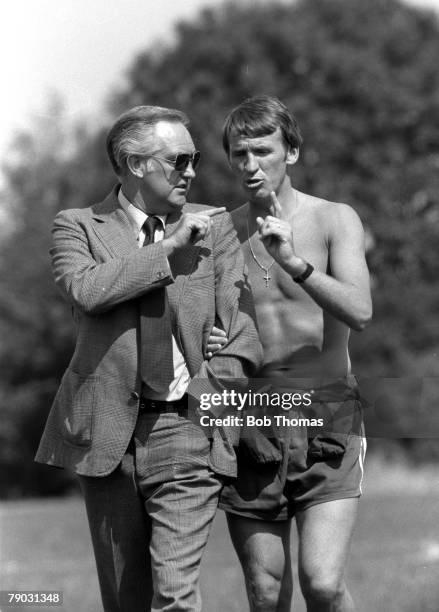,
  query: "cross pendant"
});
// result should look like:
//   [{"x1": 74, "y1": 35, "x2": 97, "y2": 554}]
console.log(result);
[{"x1": 263, "y1": 271, "x2": 271, "y2": 287}]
